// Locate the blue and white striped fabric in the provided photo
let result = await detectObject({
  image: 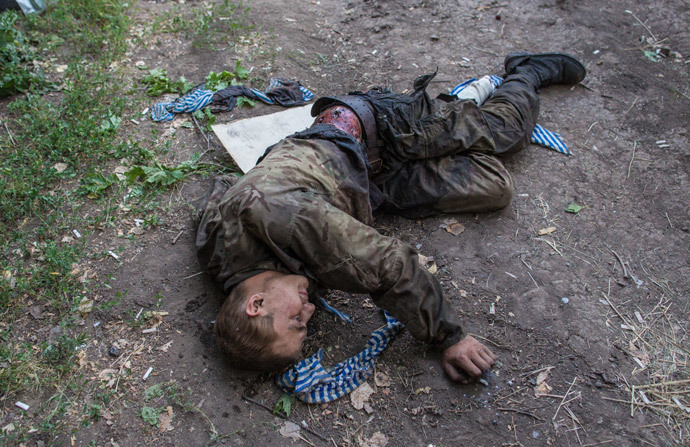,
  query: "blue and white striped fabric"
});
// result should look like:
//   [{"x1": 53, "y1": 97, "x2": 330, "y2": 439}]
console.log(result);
[
  {"x1": 276, "y1": 311, "x2": 402, "y2": 403},
  {"x1": 151, "y1": 87, "x2": 214, "y2": 122},
  {"x1": 451, "y1": 76, "x2": 571, "y2": 155},
  {"x1": 318, "y1": 296, "x2": 352, "y2": 323},
  {"x1": 151, "y1": 78, "x2": 315, "y2": 122}
]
